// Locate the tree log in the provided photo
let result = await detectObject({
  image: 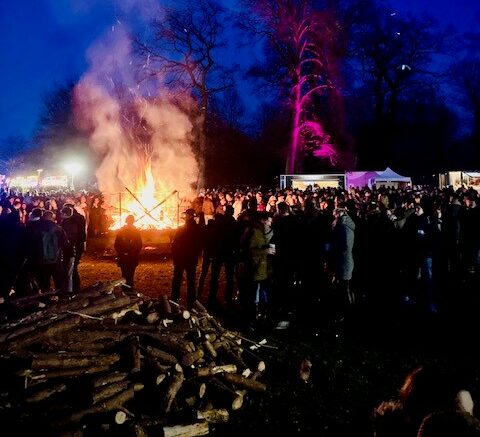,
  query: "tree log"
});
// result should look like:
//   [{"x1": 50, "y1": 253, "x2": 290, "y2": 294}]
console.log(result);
[
  {"x1": 32, "y1": 353, "x2": 120, "y2": 370},
  {"x1": 203, "y1": 341, "x2": 217, "y2": 359},
  {"x1": 145, "y1": 346, "x2": 178, "y2": 366},
  {"x1": 130, "y1": 336, "x2": 141, "y2": 373},
  {"x1": 142, "y1": 333, "x2": 193, "y2": 356},
  {"x1": 26, "y1": 382, "x2": 67, "y2": 403},
  {"x1": 162, "y1": 372, "x2": 185, "y2": 414},
  {"x1": 93, "y1": 380, "x2": 130, "y2": 405},
  {"x1": 58, "y1": 384, "x2": 138, "y2": 426},
  {"x1": 181, "y1": 349, "x2": 204, "y2": 367},
  {"x1": 222, "y1": 373, "x2": 267, "y2": 392},
  {"x1": 93, "y1": 372, "x2": 128, "y2": 388},
  {"x1": 26, "y1": 364, "x2": 111, "y2": 380},
  {"x1": 197, "y1": 408, "x2": 229, "y2": 423},
  {"x1": 163, "y1": 421, "x2": 209, "y2": 437},
  {"x1": 75, "y1": 296, "x2": 131, "y2": 317},
  {"x1": 158, "y1": 295, "x2": 172, "y2": 317},
  {"x1": 195, "y1": 364, "x2": 237, "y2": 378}
]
